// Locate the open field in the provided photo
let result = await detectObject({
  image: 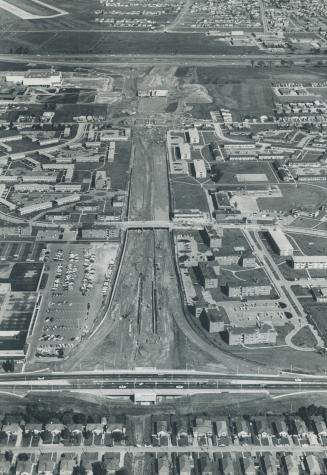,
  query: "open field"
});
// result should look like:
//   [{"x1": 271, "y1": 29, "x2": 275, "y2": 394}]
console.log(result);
[
  {"x1": 171, "y1": 177, "x2": 209, "y2": 213},
  {"x1": 302, "y1": 301, "x2": 327, "y2": 341},
  {"x1": 287, "y1": 233, "x2": 327, "y2": 257},
  {"x1": 212, "y1": 161, "x2": 277, "y2": 185},
  {"x1": 128, "y1": 129, "x2": 169, "y2": 221},
  {"x1": 0, "y1": 0, "x2": 67, "y2": 19},
  {"x1": 258, "y1": 184, "x2": 327, "y2": 213},
  {"x1": 0, "y1": 31, "x2": 256, "y2": 55}
]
